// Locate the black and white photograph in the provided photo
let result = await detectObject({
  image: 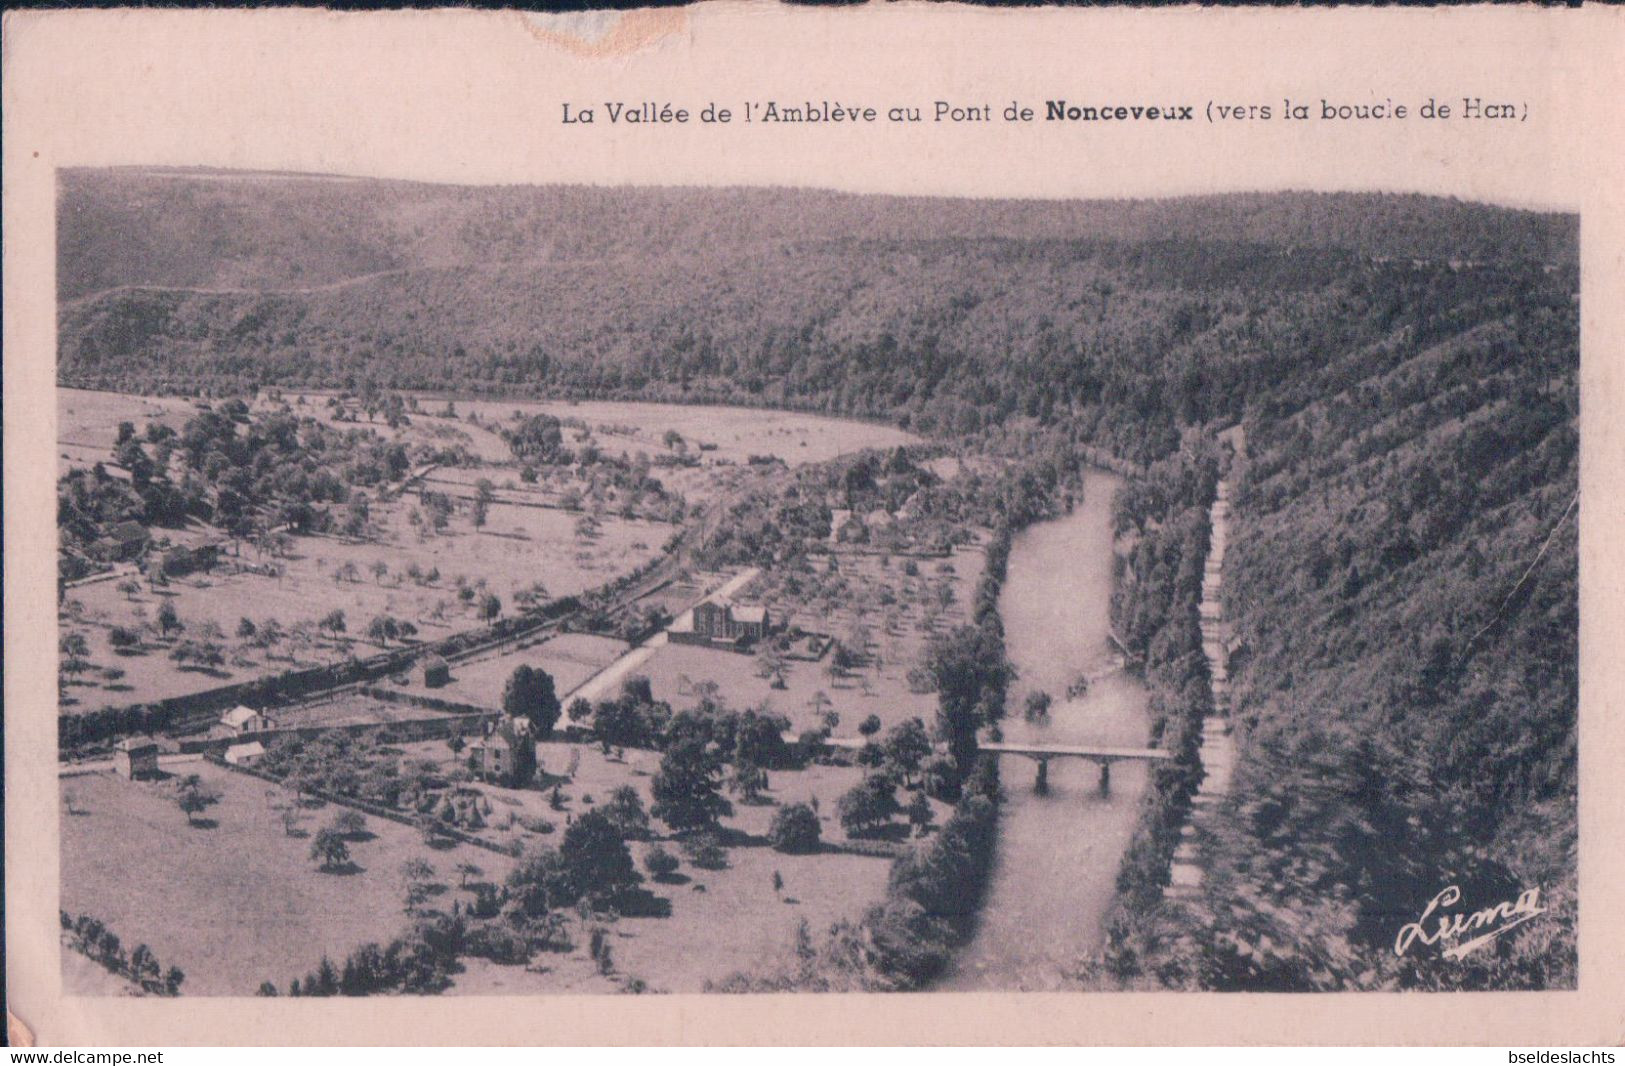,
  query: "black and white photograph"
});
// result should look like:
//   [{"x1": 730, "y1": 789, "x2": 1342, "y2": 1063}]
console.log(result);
[
  {"x1": 5, "y1": 4, "x2": 1621, "y2": 1050},
  {"x1": 48, "y1": 170, "x2": 1578, "y2": 997}
]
